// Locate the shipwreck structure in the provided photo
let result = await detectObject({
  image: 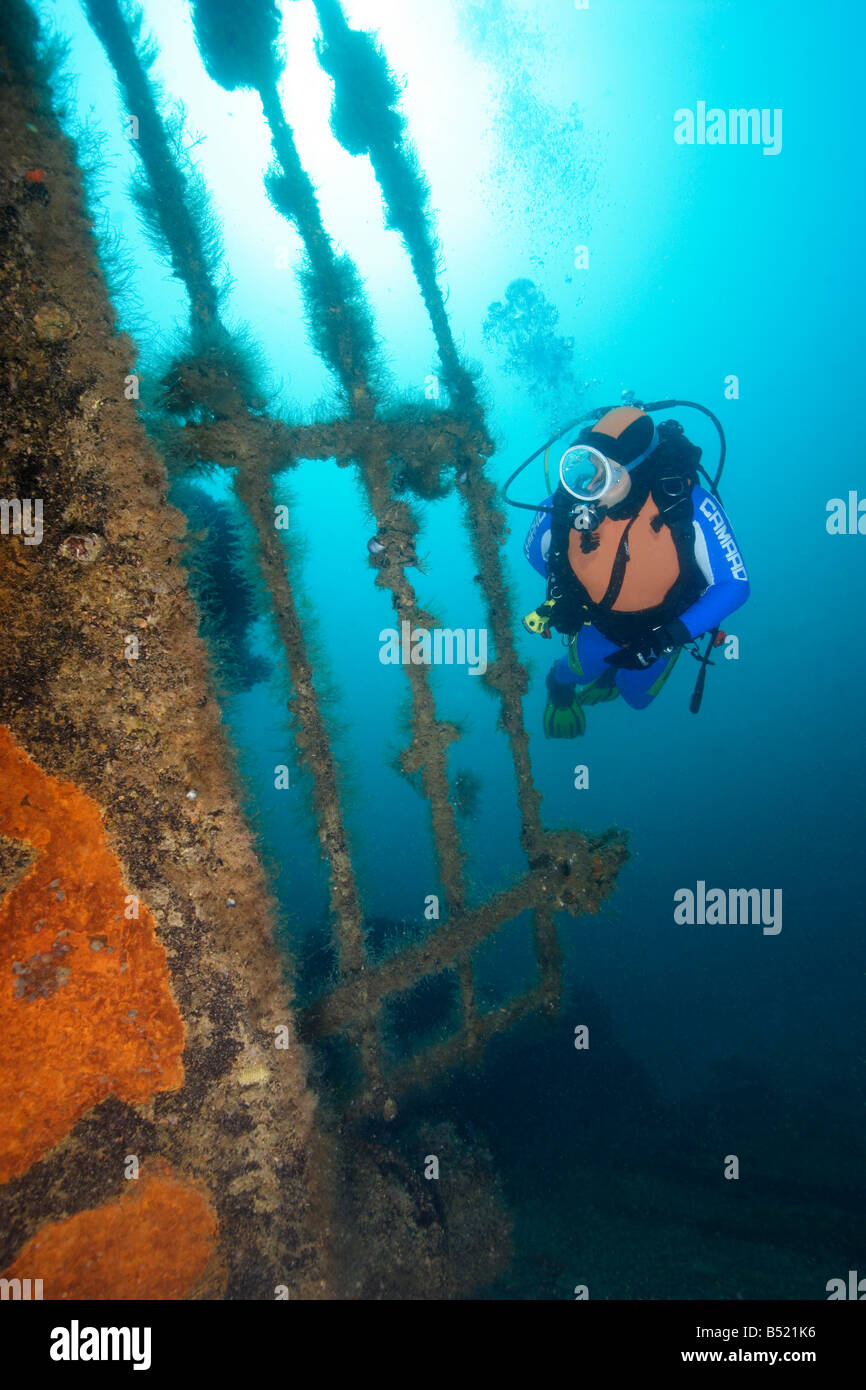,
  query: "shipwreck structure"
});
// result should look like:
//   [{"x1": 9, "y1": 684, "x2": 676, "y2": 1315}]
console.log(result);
[{"x1": 0, "y1": 0, "x2": 625, "y2": 1299}]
